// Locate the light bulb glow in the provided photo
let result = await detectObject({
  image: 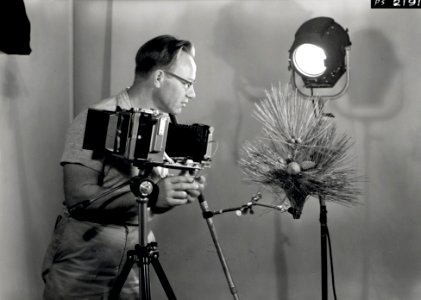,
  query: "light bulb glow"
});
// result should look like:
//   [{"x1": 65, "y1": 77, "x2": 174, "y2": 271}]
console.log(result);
[{"x1": 292, "y1": 44, "x2": 327, "y2": 77}]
